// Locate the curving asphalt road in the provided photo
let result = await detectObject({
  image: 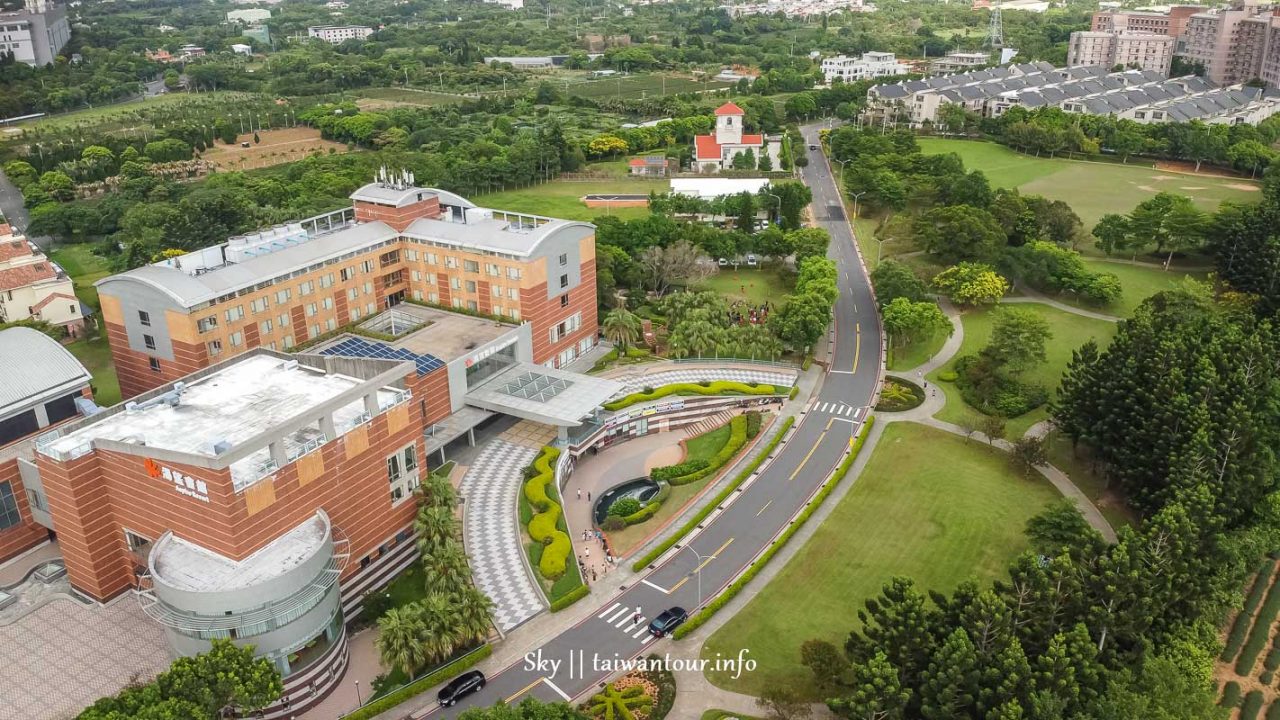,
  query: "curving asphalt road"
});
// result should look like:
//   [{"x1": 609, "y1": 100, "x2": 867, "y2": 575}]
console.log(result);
[{"x1": 421, "y1": 123, "x2": 883, "y2": 717}]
